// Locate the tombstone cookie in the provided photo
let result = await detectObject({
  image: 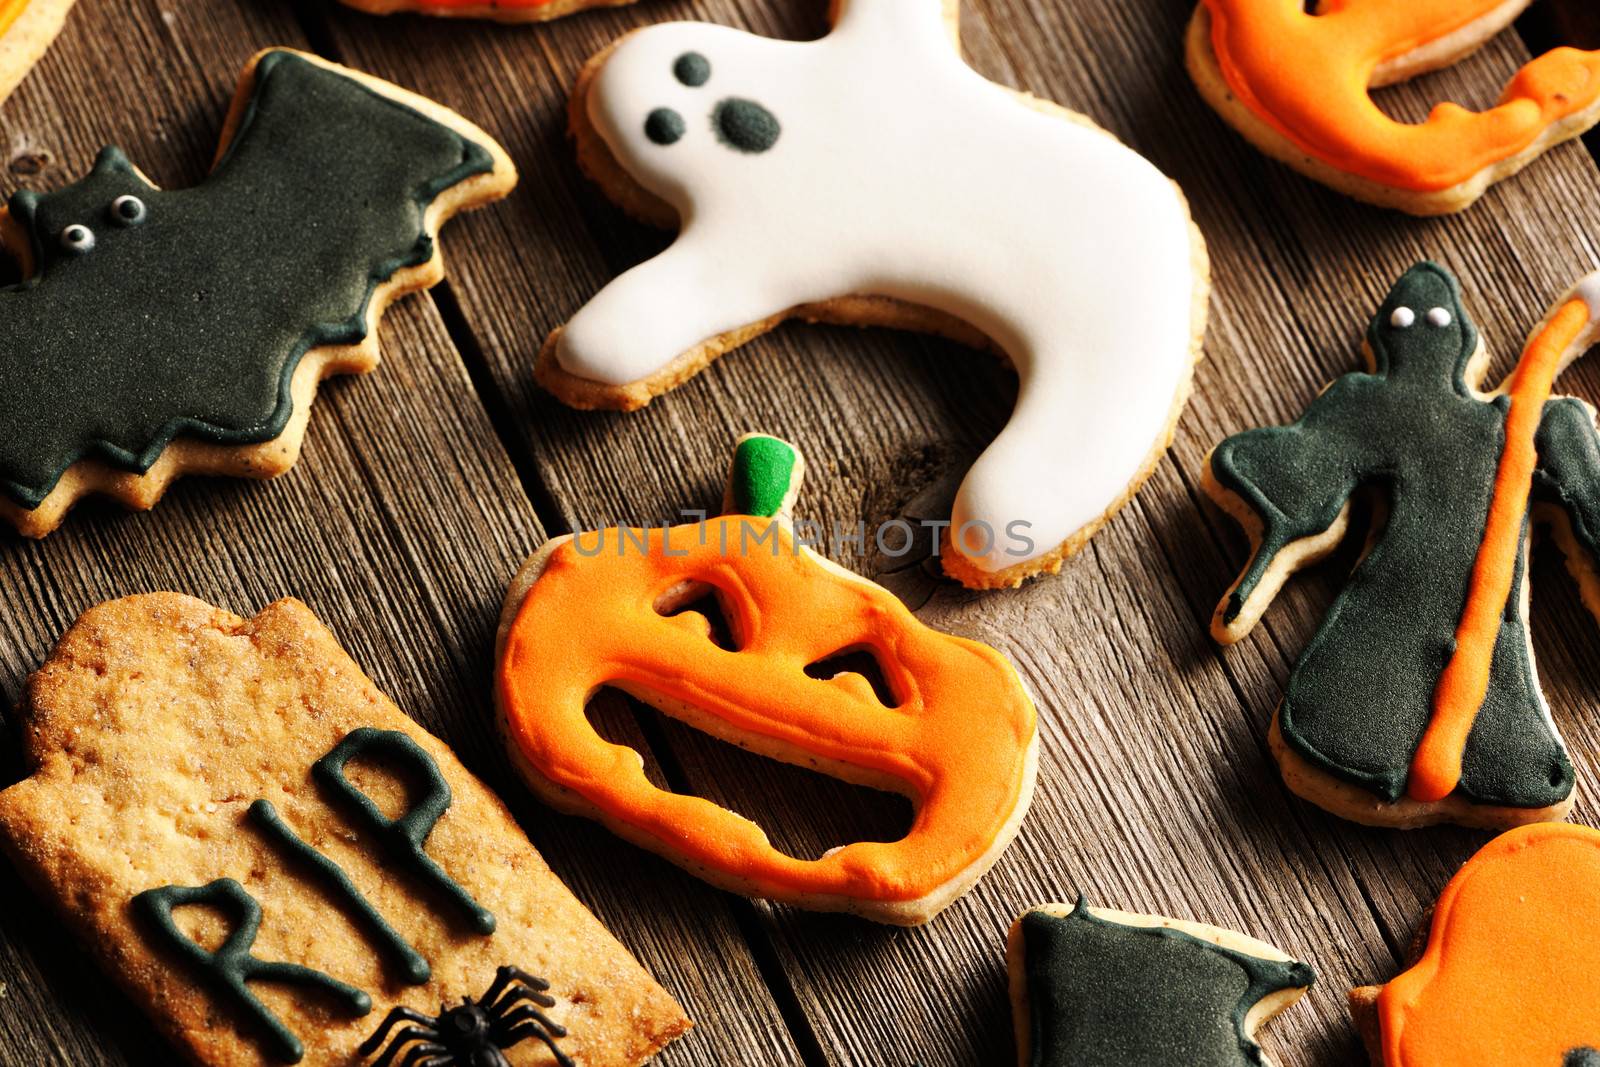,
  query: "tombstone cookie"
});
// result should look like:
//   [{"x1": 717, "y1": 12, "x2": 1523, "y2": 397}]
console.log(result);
[
  {"x1": 1008, "y1": 900, "x2": 1313, "y2": 1067},
  {"x1": 1206, "y1": 262, "x2": 1600, "y2": 828},
  {"x1": 0, "y1": 0, "x2": 73, "y2": 106},
  {"x1": 0, "y1": 594, "x2": 689, "y2": 1065},
  {"x1": 1187, "y1": 0, "x2": 1600, "y2": 214},
  {"x1": 537, "y1": 0, "x2": 1209, "y2": 590},
  {"x1": 0, "y1": 48, "x2": 515, "y2": 537},
  {"x1": 1349, "y1": 823, "x2": 1600, "y2": 1066},
  {"x1": 495, "y1": 434, "x2": 1039, "y2": 925}
]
